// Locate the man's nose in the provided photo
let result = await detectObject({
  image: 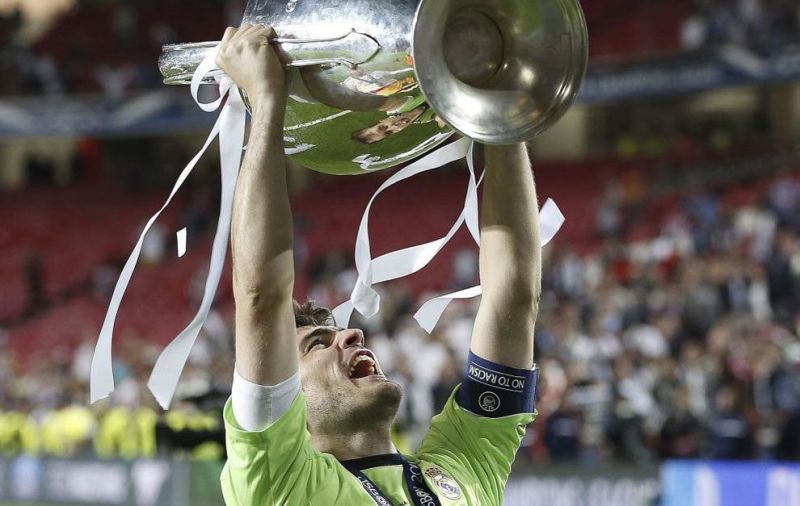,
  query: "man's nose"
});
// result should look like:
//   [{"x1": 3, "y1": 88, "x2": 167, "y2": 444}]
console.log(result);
[{"x1": 336, "y1": 329, "x2": 364, "y2": 350}]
